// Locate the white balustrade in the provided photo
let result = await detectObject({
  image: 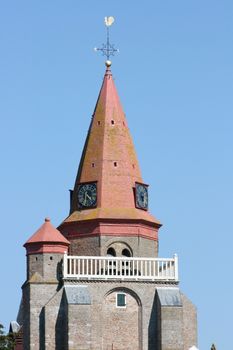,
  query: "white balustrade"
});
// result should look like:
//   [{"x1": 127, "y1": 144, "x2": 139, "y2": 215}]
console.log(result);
[{"x1": 63, "y1": 253, "x2": 178, "y2": 282}]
